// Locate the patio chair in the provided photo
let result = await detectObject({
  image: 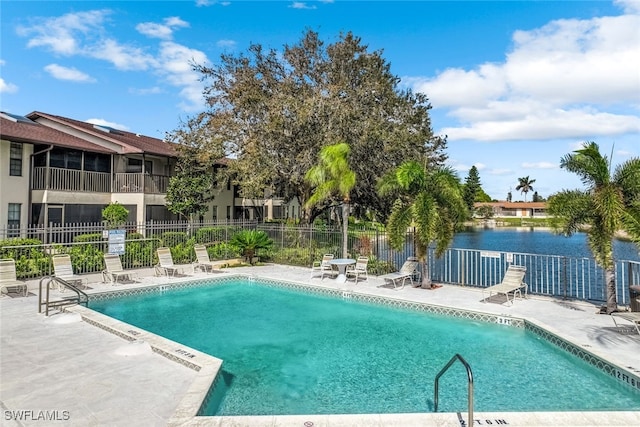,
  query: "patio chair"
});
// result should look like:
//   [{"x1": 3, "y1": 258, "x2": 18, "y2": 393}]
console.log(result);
[
  {"x1": 482, "y1": 264, "x2": 527, "y2": 305},
  {"x1": 0, "y1": 258, "x2": 28, "y2": 297},
  {"x1": 102, "y1": 253, "x2": 138, "y2": 284},
  {"x1": 193, "y1": 244, "x2": 221, "y2": 273},
  {"x1": 155, "y1": 247, "x2": 190, "y2": 277},
  {"x1": 52, "y1": 254, "x2": 88, "y2": 291},
  {"x1": 611, "y1": 285, "x2": 640, "y2": 335},
  {"x1": 378, "y1": 259, "x2": 419, "y2": 290},
  {"x1": 346, "y1": 256, "x2": 369, "y2": 284},
  {"x1": 310, "y1": 253, "x2": 336, "y2": 279}
]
